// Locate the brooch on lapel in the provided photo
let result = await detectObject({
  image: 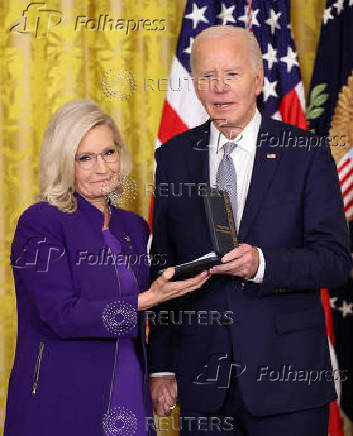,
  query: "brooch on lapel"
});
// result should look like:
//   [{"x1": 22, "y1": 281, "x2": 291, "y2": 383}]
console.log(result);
[{"x1": 124, "y1": 235, "x2": 133, "y2": 250}]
